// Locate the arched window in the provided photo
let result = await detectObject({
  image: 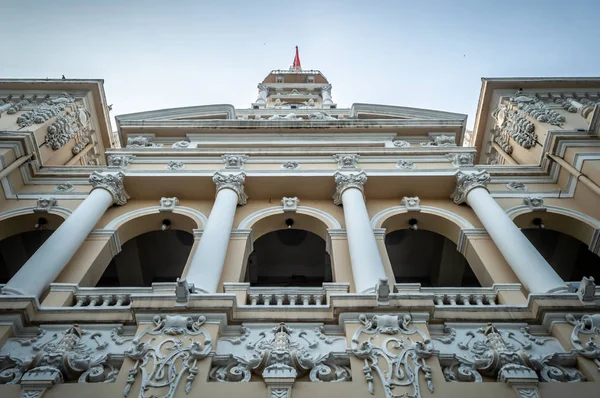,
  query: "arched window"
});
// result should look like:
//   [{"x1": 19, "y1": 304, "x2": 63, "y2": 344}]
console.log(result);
[
  {"x1": 522, "y1": 228, "x2": 600, "y2": 282},
  {"x1": 385, "y1": 229, "x2": 479, "y2": 287},
  {"x1": 246, "y1": 229, "x2": 332, "y2": 287},
  {"x1": 96, "y1": 229, "x2": 193, "y2": 287},
  {"x1": 0, "y1": 214, "x2": 63, "y2": 283}
]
